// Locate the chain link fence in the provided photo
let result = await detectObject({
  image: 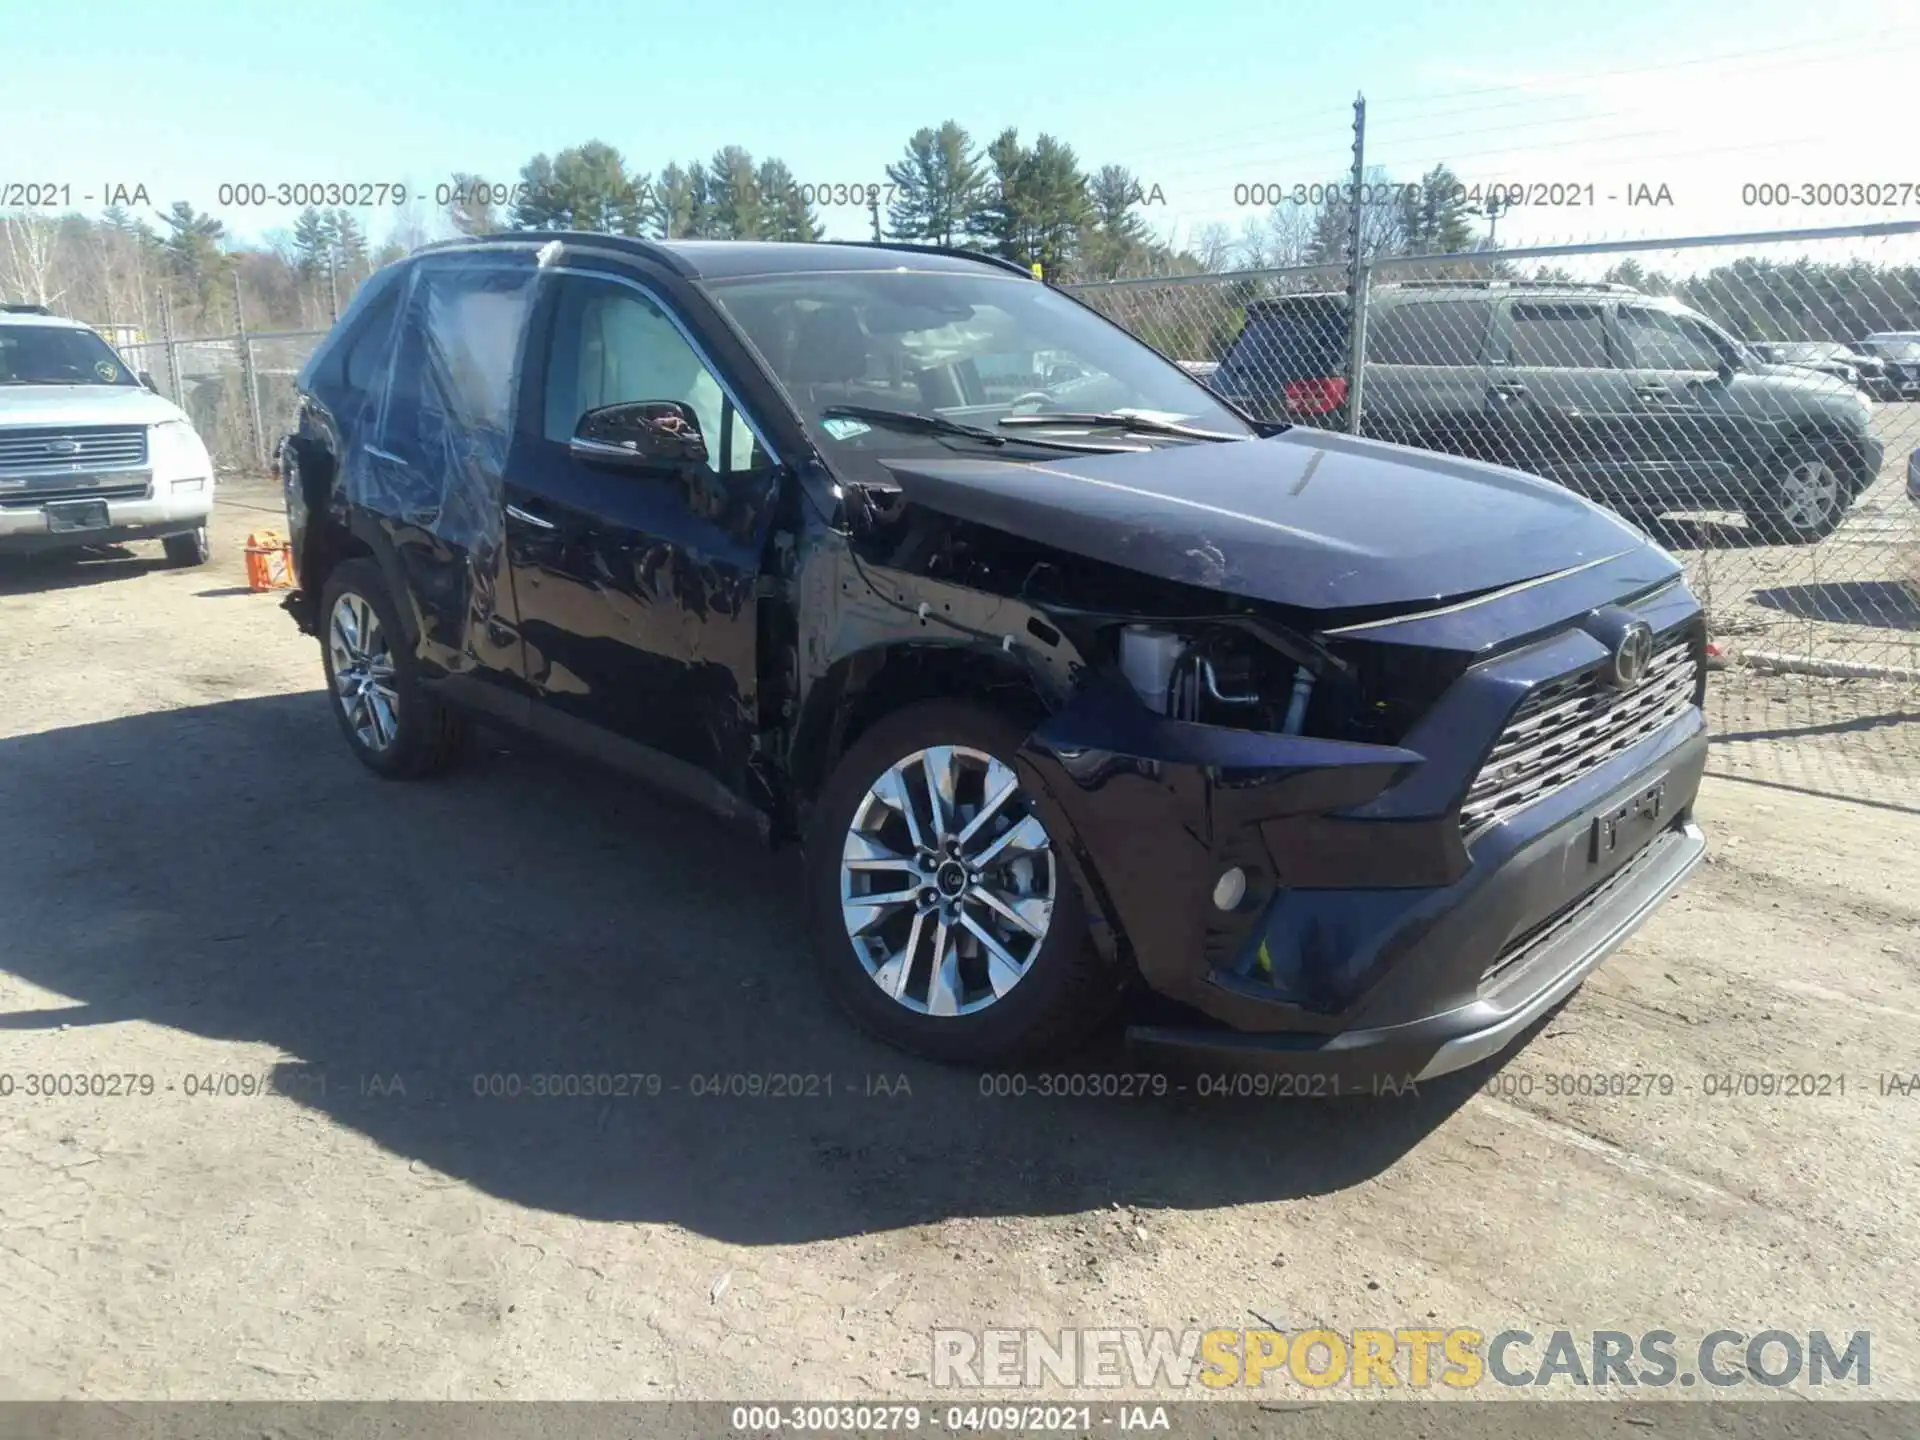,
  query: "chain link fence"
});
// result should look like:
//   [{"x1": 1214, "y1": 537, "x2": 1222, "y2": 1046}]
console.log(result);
[
  {"x1": 119, "y1": 329, "x2": 327, "y2": 475},
  {"x1": 1066, "y1": 222, "x2": 1920, "y2": 805}
]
